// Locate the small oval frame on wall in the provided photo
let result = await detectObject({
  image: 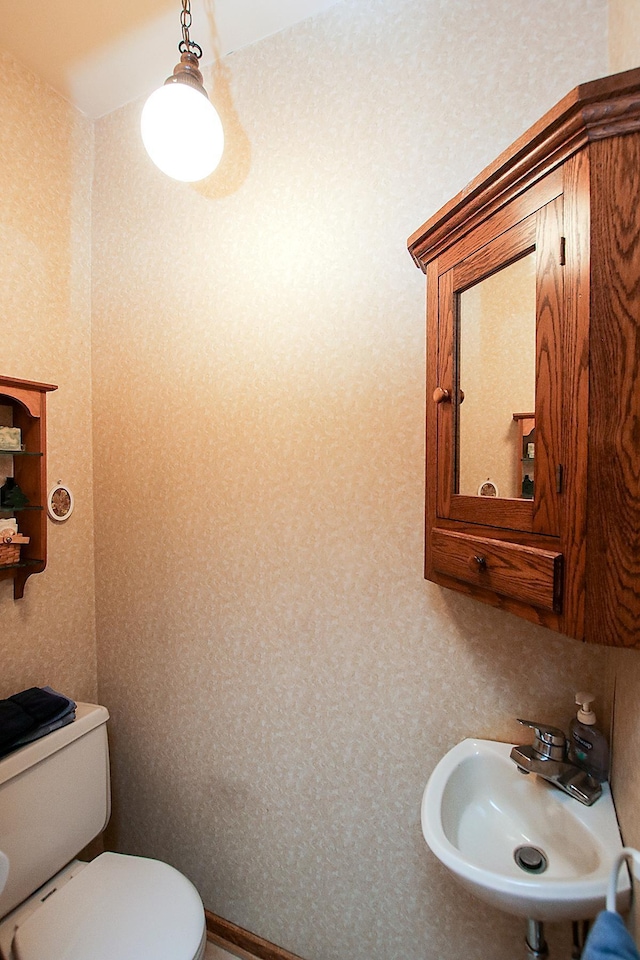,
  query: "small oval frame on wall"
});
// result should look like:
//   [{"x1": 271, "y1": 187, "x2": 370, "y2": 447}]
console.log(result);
[
  {"x1": 477, "y1": 479, "x2": 499, "y2": 498},
  {"x1": 47, "y1": 481, "x2": 74, "y2": 522}
]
